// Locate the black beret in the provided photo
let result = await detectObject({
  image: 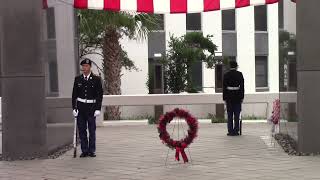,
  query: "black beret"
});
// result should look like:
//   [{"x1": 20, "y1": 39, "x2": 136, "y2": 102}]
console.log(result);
[
  {"x1": 229, "y1": 61, "x2": 238, "y2": 68},
  {"x1": 80, "y1": 58, "x2": 92, "y2": 66}
]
